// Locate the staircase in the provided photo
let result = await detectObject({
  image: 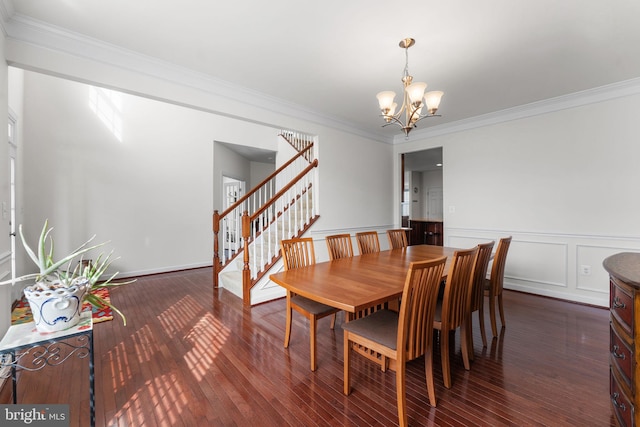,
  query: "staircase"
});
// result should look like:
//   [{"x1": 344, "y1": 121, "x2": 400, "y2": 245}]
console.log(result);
[{"x1": 213, "y1": 131, "x2": 319, "y2": 306}]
